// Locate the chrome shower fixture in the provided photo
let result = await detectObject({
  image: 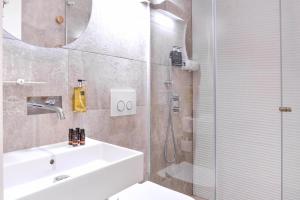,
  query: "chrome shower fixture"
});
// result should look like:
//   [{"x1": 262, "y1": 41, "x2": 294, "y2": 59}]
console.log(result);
[
  {"x1": 27, "y1": 96, "x2": 65, "y2": 120},
  {"x1": 66, "y1": 0, "x2": 75, "y2": 6},
  {"x1": 171, "y1": 94, "x2": 180, "y2": 113}
]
